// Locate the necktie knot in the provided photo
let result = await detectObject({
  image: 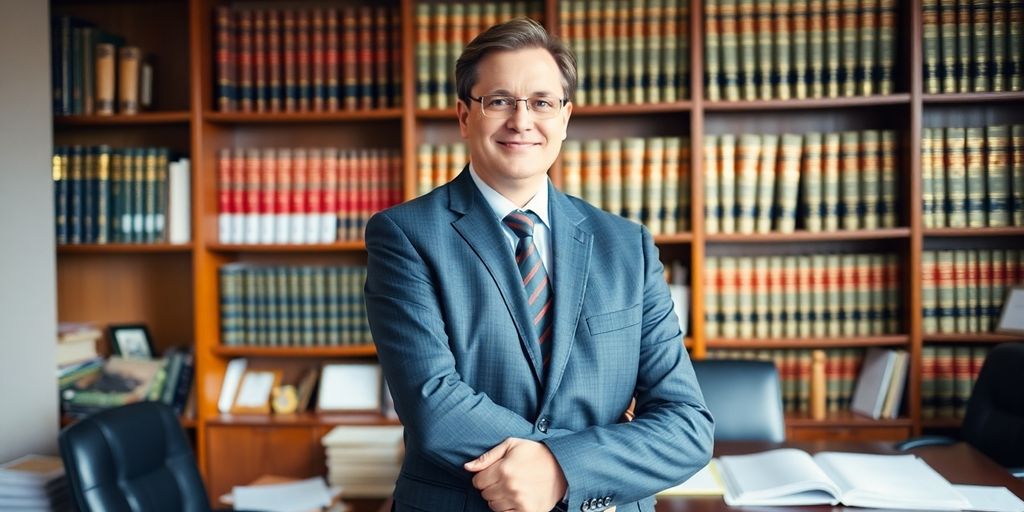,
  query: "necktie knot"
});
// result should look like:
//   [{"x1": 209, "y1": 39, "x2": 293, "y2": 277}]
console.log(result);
[{"x1": 503, "y1": 210, "x2": 539, "y2": 239}]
